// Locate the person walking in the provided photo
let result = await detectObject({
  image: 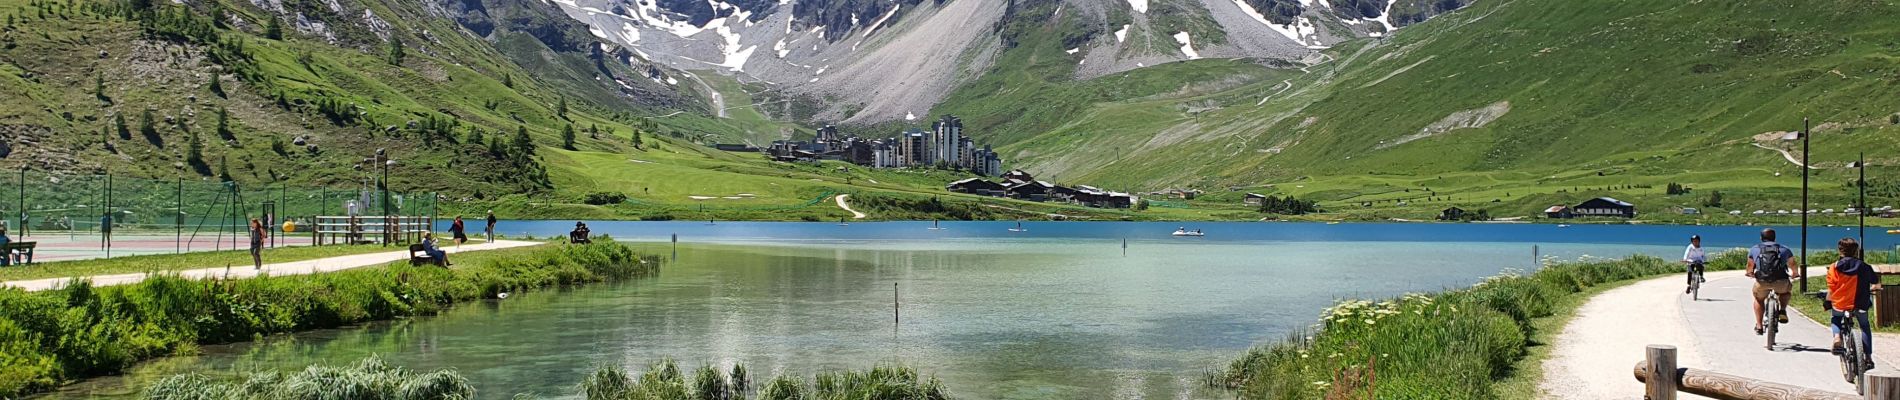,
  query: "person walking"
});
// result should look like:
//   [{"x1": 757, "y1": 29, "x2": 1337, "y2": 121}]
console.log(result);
[
  {"x1": 1683, "y1": 235, "x2": 1707, "y2": 294},
  {"x1": 99, "y1": 212, "x2": 112, "y2": 249},
  {"x1": 249, "y1": 218, "x2": 268, "y2": 270},
  {"x1": 1826, "y1": 238, "x2": 1880, "y2": 366},
  {"x1": 484, "y1": 210, "x2": 497, "y2": 242},
  {"x1": 450, "y1": 216, "x2": 467, "y2": 246},
  {"x1": 1747, "y1": 228, "x2": 1800, "y2": 335}
]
